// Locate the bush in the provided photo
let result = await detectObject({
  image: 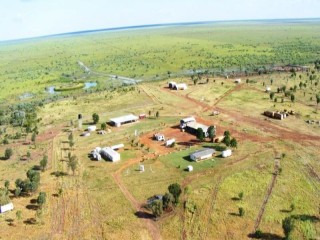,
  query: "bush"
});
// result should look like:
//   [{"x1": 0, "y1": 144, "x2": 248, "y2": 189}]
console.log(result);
[{"x1": 4, "y1": 148, "x2": 13, "y2": 159}]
